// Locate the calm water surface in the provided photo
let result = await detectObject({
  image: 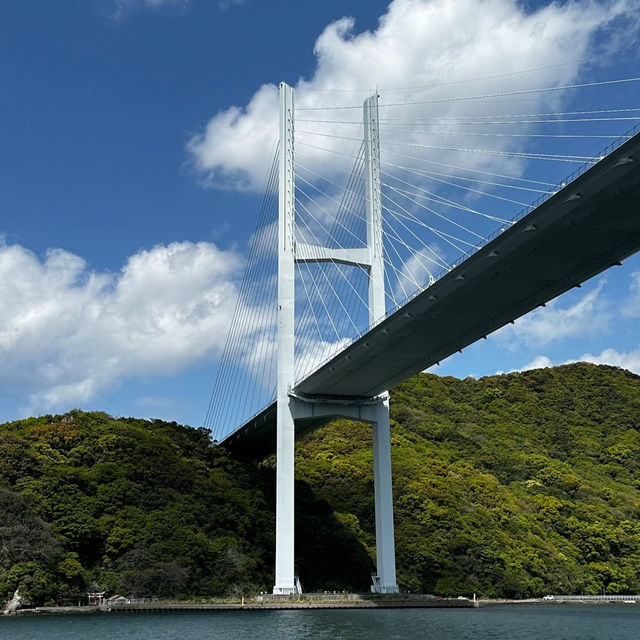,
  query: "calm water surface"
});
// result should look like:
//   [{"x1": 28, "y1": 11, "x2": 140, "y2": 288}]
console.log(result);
[{"x1": 1, "y1": 605, "x2": 638, "y2": 639}]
